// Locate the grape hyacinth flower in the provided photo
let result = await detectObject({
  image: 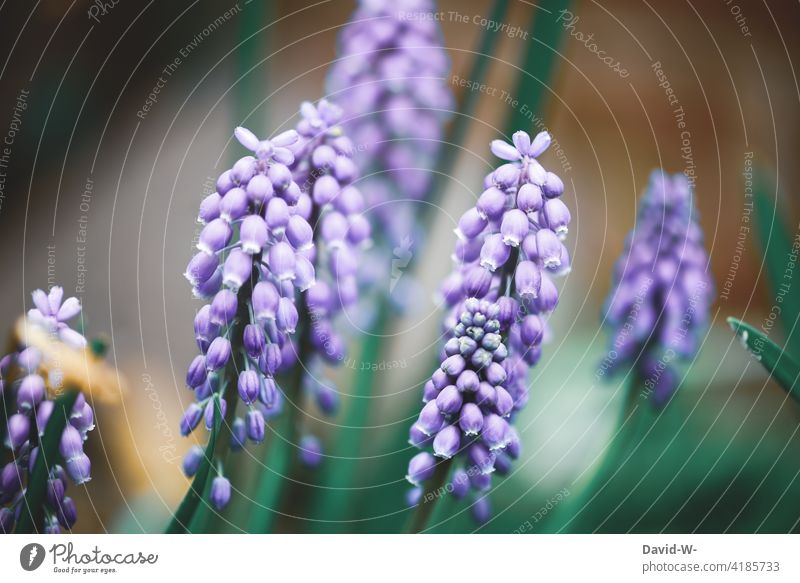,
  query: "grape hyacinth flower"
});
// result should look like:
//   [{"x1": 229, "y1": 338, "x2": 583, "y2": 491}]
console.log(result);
[
  {"x1": 326, "y1": 0, "x2": 453, "y2": 245},
  {"x1": 407, "y1": 130, "x2": 573, "y2": 523},
  {"x1": 181, "y1": 99, "x2": 367, "y2": 508},
  {"x1": 1, "y1": 287, "x2": 94, "y2": 534},
  {"x1": 602, "y1": 171, "x2": 713, "y2": 406}
]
